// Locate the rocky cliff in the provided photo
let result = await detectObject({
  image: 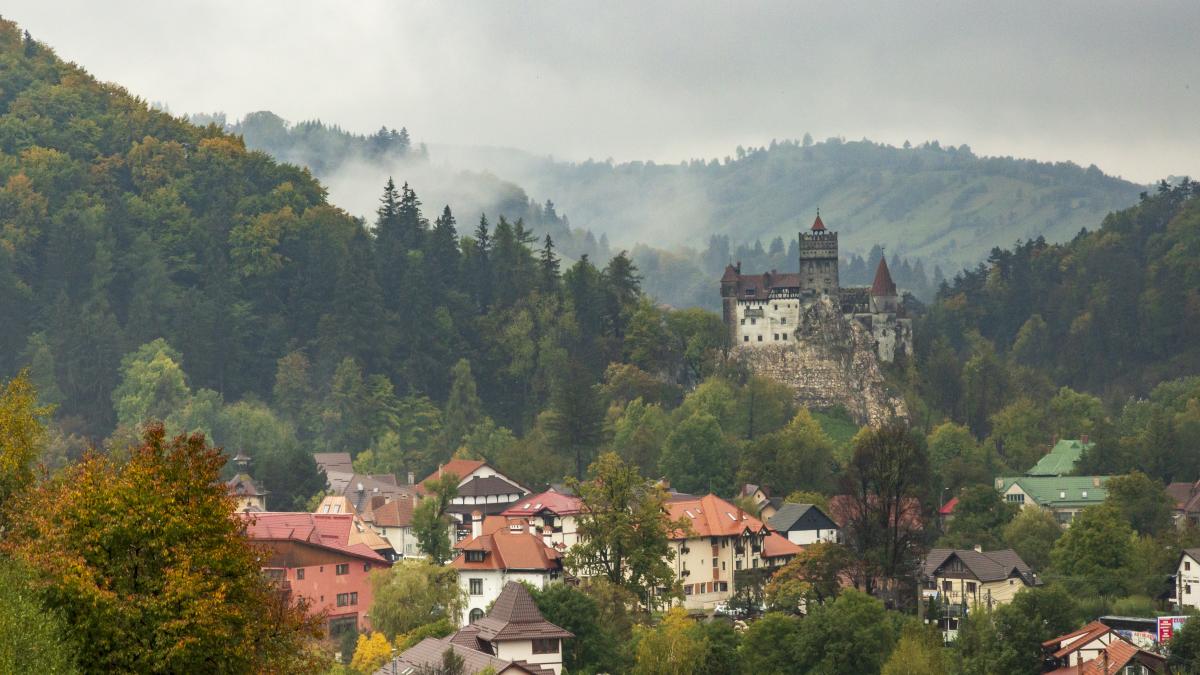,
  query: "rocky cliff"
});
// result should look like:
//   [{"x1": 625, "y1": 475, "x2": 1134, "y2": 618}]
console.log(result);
[{"x1": 734, "y1": 298, "x2": 907, "y2": 426}]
